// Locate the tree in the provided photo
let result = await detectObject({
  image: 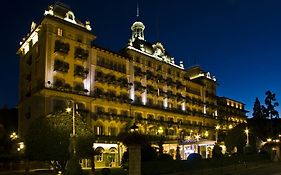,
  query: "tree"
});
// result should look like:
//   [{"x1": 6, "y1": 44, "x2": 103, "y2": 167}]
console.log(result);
[
  {"x1": 252, "y1": 98, "x2": 264, "y2": 119},
  {"x1": 25, "y1": 112, "x2": 95, "y2": 172},
  {"x1": 212, "y1": 144, "x2": 223, "y2": 158},
  {"x1": 264, "y1": 91, "x2": 279, "y2": 137},
  {"x1": 224, "y1": 124, "x2": 247, "y2": 154},
  {"x1": 264, "y1": 90, "x2": 279, "y2": 120}
]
